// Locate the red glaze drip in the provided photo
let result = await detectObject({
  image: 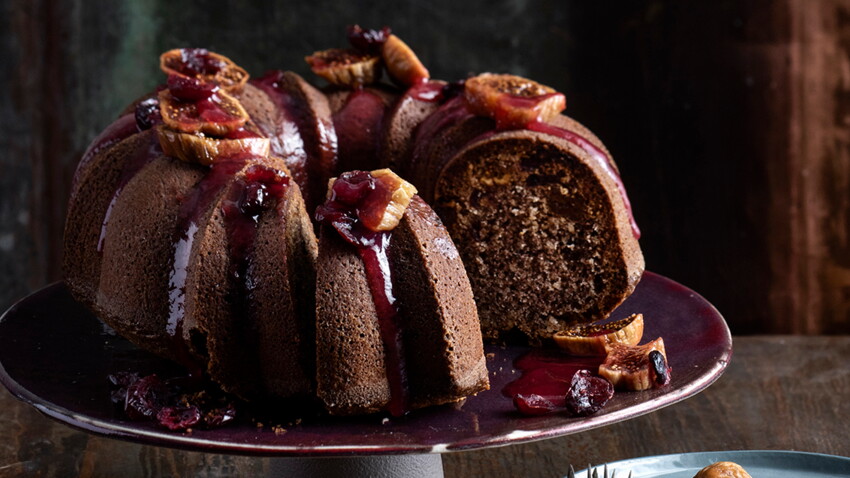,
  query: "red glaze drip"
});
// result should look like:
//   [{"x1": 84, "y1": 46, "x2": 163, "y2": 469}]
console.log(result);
[
  {"x1": 167, "y1": 154, "x2": 252, "y2": 378},
  {"x1": 526, "y1": 121, "x2": 640, "y2": 239},
  {"x1": 315, "y1": 171, "x2": 409, "y2": 416},
  {"x1": 222, "y1": 165, "x2": 290, "y2": 363},
  {"x1": 332, "y1": 89, "x2": 388, "y2": 172},
  {"x1": 251, "y1": 71, "x2": 338, "y2": 212},
  {"x1": 97, "y1": 133, "x2": 162, "y2": 253},
  {"x1": 502, "y1": 349, "x2": 604, "y2": 408},
  {"x1": 73, "y1": 113, "x2": 139, "y2": 195},
  {"x1": 195, "y1": 93, "x2": 241, "y2": 124},
  {"x1": 407, "y1": 81, "x2": 447, "y2": 103}
]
